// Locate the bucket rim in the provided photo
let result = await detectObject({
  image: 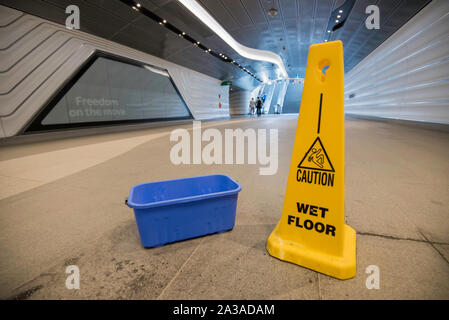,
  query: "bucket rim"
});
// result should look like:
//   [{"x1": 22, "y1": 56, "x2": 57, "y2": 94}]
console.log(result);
[{"x1": 127, "y1": 174, "x2": 242, "y2": 209}]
